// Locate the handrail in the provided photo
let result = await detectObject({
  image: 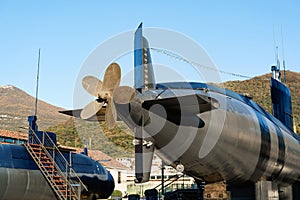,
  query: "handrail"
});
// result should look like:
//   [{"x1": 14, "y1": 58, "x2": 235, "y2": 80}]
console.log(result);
[
  {"x1": 154, "y1": 174, "x2": 197, "y2": 198},
  {"x1": 26, "y1": 145, "x2": 67, "y2": 199},
  {"x1": 27, "y1": 127, "x2": 88, "y2": 200},
  {"x1": 154, "y1": 174, "x2": 183, "y2": 190},
  {"x1": 42, "y1": 131, "x2": 88, "y2": 191}
]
